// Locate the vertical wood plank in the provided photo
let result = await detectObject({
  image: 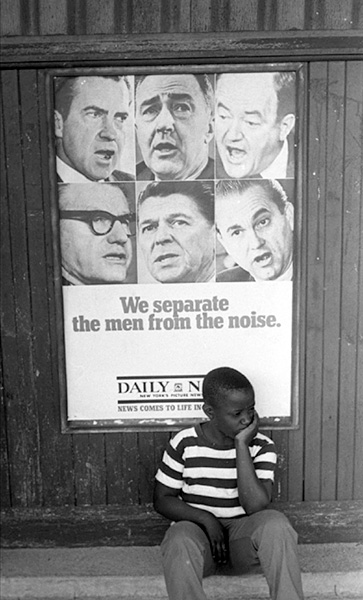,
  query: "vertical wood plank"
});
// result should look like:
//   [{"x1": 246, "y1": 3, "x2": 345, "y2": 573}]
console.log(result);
[
  {"x1": 320, "y1": 62, "x2": 345, "y2": 500},
  {"x1": 0, "y1": 97, "x2": 12, "y2": 509},
  {"x1": 160, "y1": 0, "x2": 191, "y2": 33},
  {"x1": 72, "y1": 434, "x2": 107, "y2": 505},
  {"x1": 73, "y1": 435, "x2": 92, "y2": 505},
  {"x1": 131, "y1": 0, "x2": 161, "y2": 33},
  {"x1": 39, "y1": 0, "x2": 68, "y2": 34},
  {"x1": 154, "y1": 431, "x2": 171, "y2": 467},
  {"x1": 276, "y1": 0, "x2": 305, "y2": 30},
  {"x1": 105, "y1": 433, "x2": 139, "y2": 504},
  {"x1": 19, "y1": 0, "x2": 40, "y2": 35},
  {"x1": 304, "y1": 61, "x2": 328, "y2": 500},
  {"x1": 287, "y1": 60, "x2": 308, "y2": 500},
  {"x1": 352, "y1": 0, "x2": 363, "y2": 29},
  {"x1": 0, "y1": 0, "x2": 21, "y2": 35},
  {"x1": 138, "y1": 432, "x2": 156, "y2": 504},
  {"x1": 1, "y1": 69, "x2": 43, "y2": 507},
  {"x1": 257, "y1": 0, "x2": 277, "y2": 30},
  {"x1": 324, "y1": 0, "x2": 355, "y2": 29},
  {"x1": 36, "y1": 69, "x2": 75, "y2": 506},
  {"x1": 88, "y1": 434, "x2": 107, "y2": 504},
  {"x1": 271, "y1": 430, "x2": 289, "y2": 502},
  {"x1": 67, "y1": 0, "x2": 87, "y2": 35},
  {"x1": 228, "y1": 0, "x2": 258, "y2": 31},
  {"x1": 86, "y1": 0, "x2": 116, "y2": 34},
  {"x1": 210, "y1": 0, "x2": 229, "y2": 32},
  {"x1": 337, "y1": 61, "x2": 363, "y2": 500},
  {"x1": 190, "y1": 0, "x2": 212, "y2": 32},
  {"x1": 353, "y1": 196, "x2": 363, "y2": 499},
  {"x1": 114, "y1": 0, "x2": 133, "y2": 33},
  {"x1": 304, "y1": 0, "x2": 325, "y2": 30},
  {"x1": 73, "y1": 435, "x2": 108, "y2": 505},
  {"x1": 0, "y1": 369, "x2": 11, "y2": 508},
  {"x1": 287, "y1": 422, "x2": 304, "y2": 500}
]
